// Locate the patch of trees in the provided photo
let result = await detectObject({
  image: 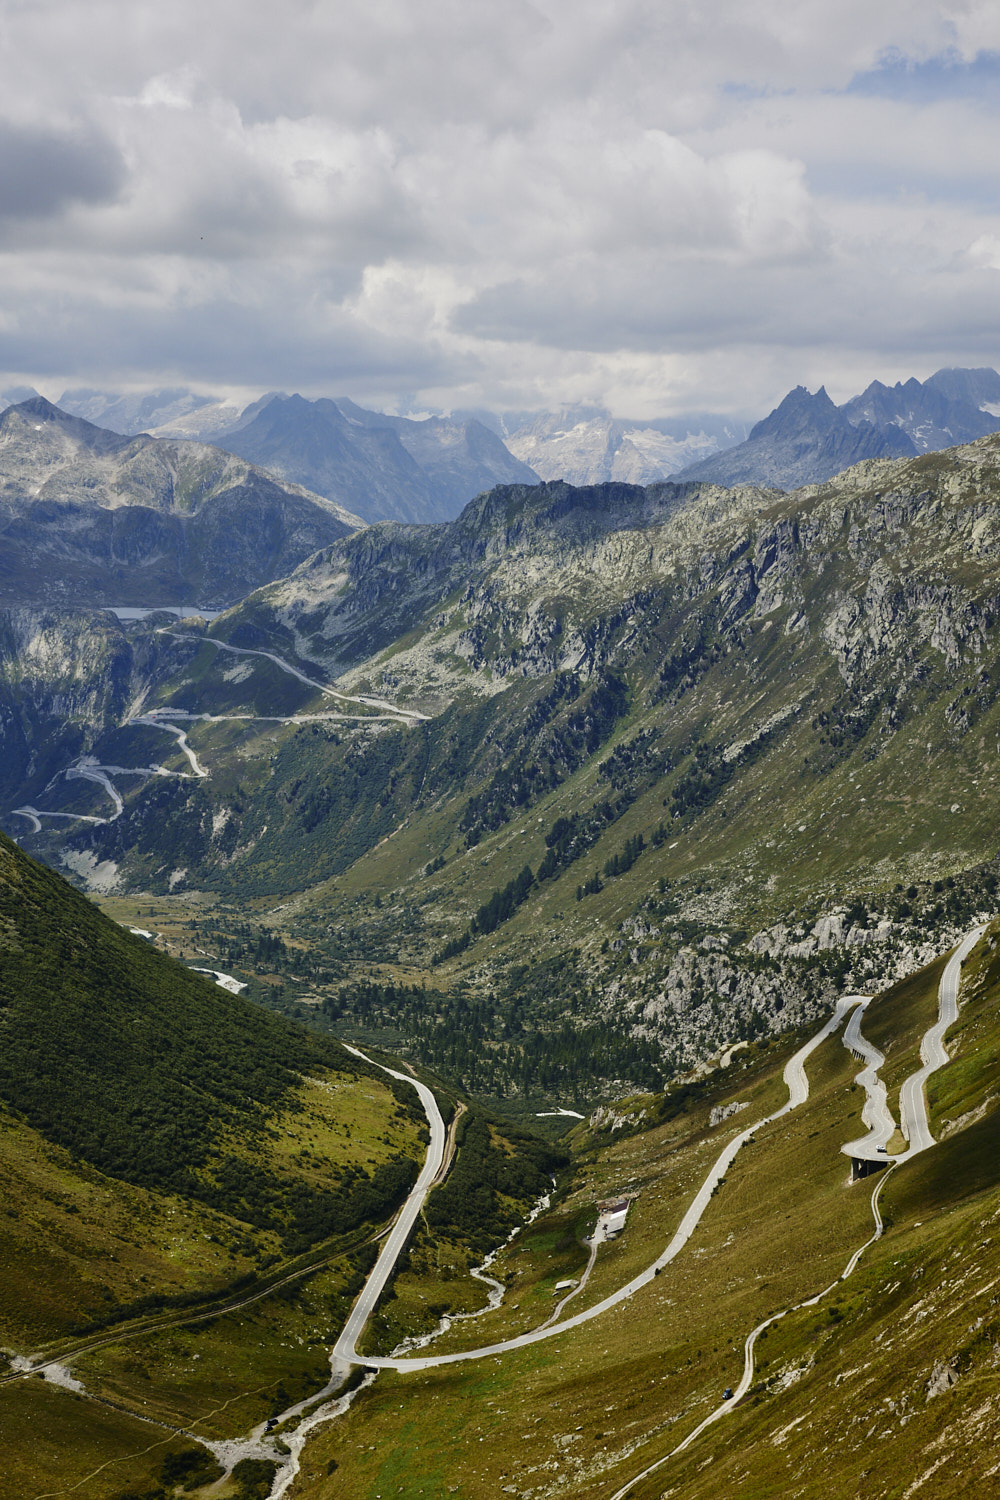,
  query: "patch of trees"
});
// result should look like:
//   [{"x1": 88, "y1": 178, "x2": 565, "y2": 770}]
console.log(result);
[
  {"x1": 598, "y1": 726, "x2": 673, "y2": 795},
  {"x1": 459, "y1": 669, "x2": 629, "y2": 847},
  {"x1": 669, "y1": 740, "x2": 734, "y2": 819},
  {"x1": 320, "y1": 962, "x2": 663, "y2": 1102},
  {"x1": 431, "y1": 863, "x2": 536, "y2": 964},
  {"x1": 472, "y1": 864, "x2": 535, "y2": 936},
  {"x1": 424, "y1": 1111, "x2": 567, "y2": 1254},
  {"x1": 603, "y1": 832, "x2": 645, "y2": 878}
]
